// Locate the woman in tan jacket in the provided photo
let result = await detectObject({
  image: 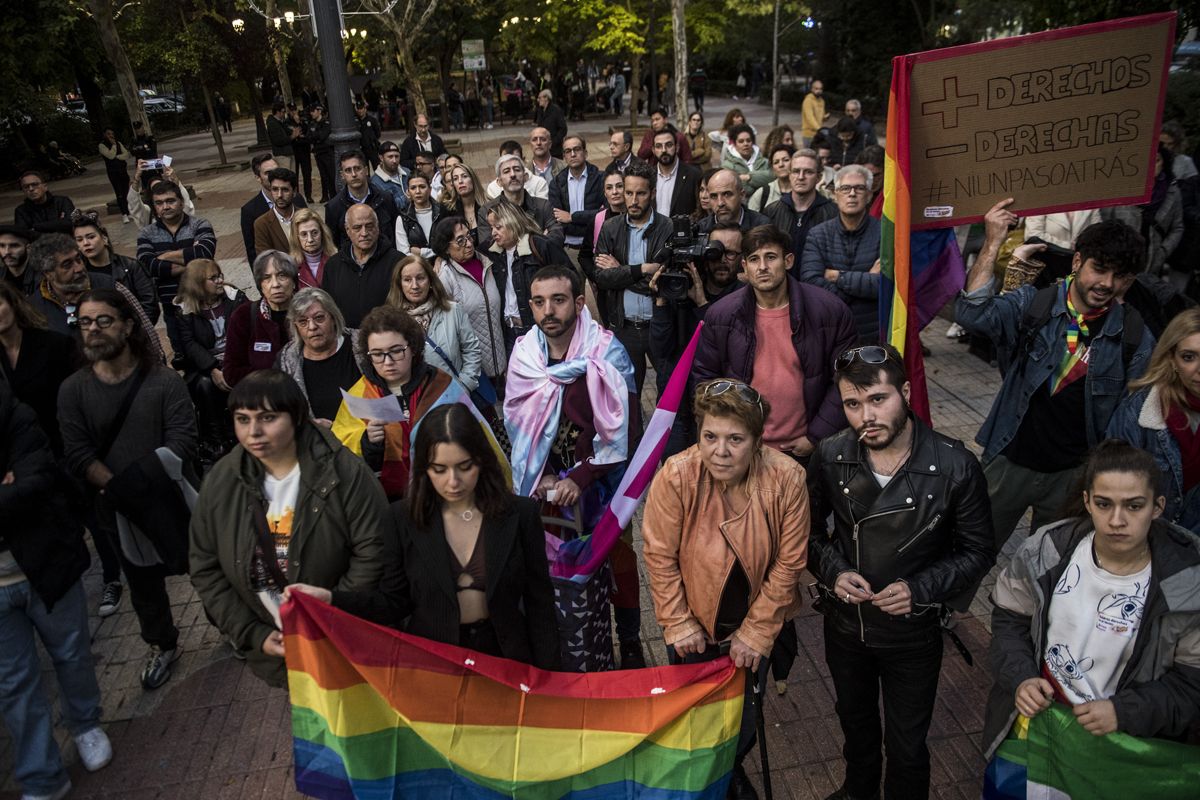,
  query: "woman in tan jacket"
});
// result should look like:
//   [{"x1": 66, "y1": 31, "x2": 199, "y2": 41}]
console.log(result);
[{"x1": 643, "y1": 378, "x2": 809, "y2": 797}]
